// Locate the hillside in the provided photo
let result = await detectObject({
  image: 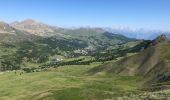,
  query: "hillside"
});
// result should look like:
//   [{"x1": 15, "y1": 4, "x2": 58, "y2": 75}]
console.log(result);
[
  {"x1": 63, "y1": 28, "x2": 133, "y2": 50},
  {"x1": 0, "y1": 20, "x2": 137, "y2": 72},
  {"x1": 1, "y1": 21, "x2": 170, "y2": 99},
  {"x1": 11, "y1": 19, "x2": 65, "y2": 37},
  {"x1": 11, "y1": 19, "x2": 134, "y2": 50},
  {"x1": 88, "y1": 35, "x2": 170, "y2": 85},
  {"x1": 0, "y1": 22, "x2": 38, "y2": 43}
]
